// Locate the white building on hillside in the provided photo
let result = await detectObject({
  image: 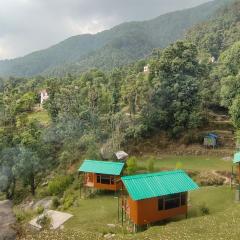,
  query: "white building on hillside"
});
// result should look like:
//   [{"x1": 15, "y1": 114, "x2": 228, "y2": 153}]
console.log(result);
[
  {"x1": 40, "y1": 89, "x2": 49, "y2": 104},
  {"x1": 144, "y1": 64, "x2": 150, "y2": 73}
]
